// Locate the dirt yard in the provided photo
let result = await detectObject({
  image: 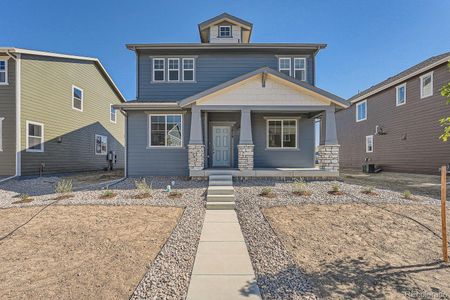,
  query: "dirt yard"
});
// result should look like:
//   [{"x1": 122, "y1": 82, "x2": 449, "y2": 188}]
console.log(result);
[
  {"x1": 0, "y1": 205, "x2": 182, "y2": 299},
  {"x1": 263, "y1": 204, "x2": 450, "y2": 299}
]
